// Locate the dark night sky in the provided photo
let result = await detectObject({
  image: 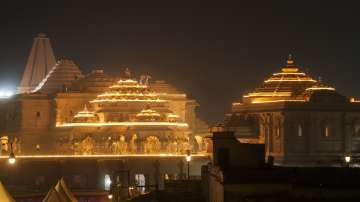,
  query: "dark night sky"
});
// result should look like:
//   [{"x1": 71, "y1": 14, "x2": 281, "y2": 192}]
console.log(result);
[{"x1": 0, "y1": 1, "x2": 359, "y2": 124}]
